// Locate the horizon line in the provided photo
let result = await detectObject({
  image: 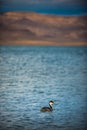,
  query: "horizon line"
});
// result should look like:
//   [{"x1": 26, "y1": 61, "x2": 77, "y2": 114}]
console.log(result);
[{"x1": 1, "y1": 10, "x2": 87, "y2": 17}]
